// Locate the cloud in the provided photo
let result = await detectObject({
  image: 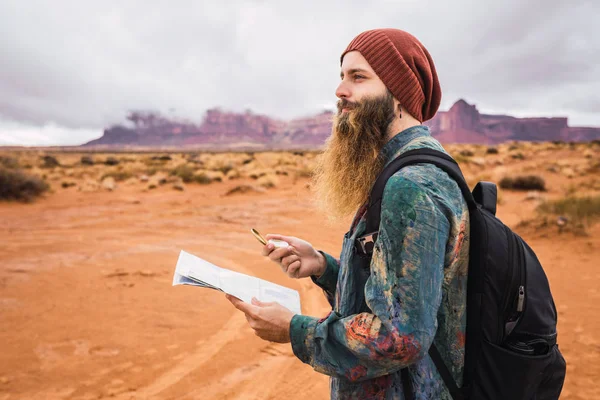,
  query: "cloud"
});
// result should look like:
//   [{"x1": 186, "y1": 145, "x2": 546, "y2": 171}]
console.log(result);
[{"x1": 0, "y1": 0, "x2": 598, "y2": 145}]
